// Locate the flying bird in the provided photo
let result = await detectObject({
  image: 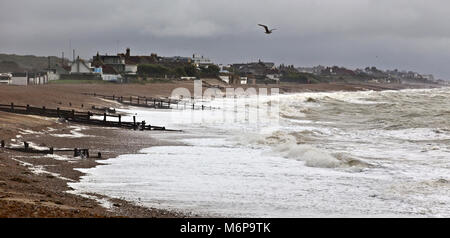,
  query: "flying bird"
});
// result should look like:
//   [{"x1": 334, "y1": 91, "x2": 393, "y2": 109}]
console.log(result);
[{"x1": 258, "y1": 24, "x2": 276, "y2": 34}]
